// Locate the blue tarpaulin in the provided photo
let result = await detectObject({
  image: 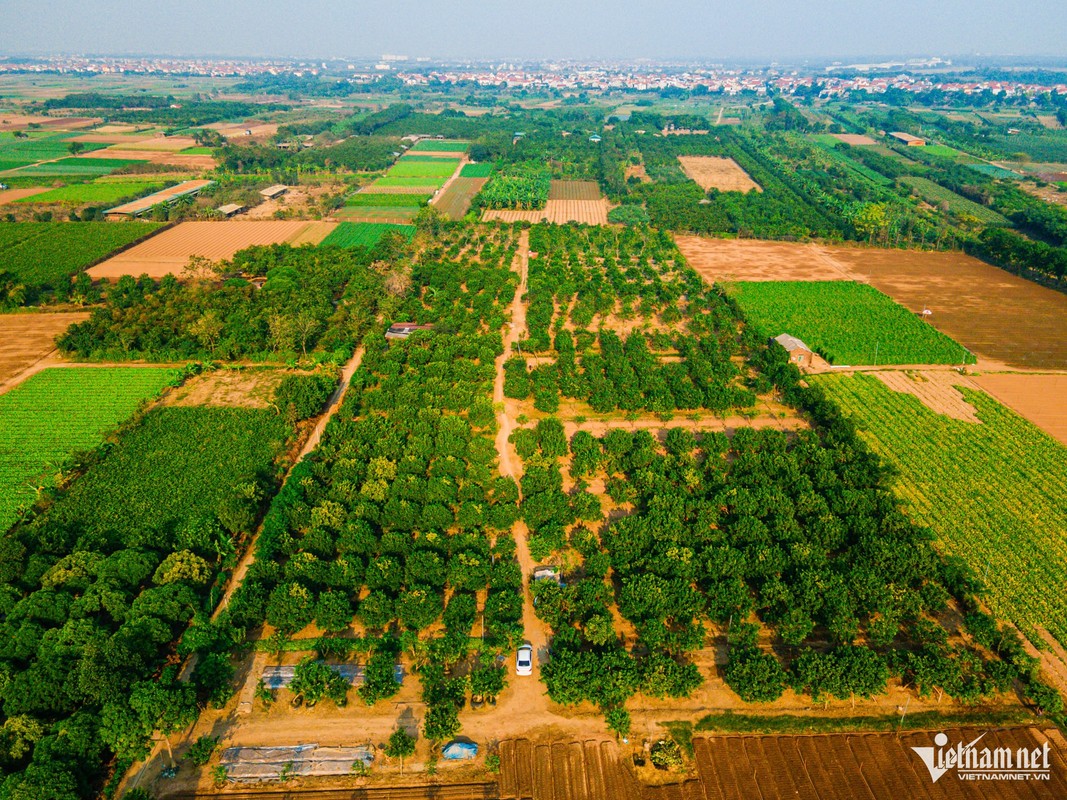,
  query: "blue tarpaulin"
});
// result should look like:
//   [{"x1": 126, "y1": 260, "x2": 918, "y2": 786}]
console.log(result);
[{"x1": 442, "y1": 741, "x2": 478, "y2": 760}]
